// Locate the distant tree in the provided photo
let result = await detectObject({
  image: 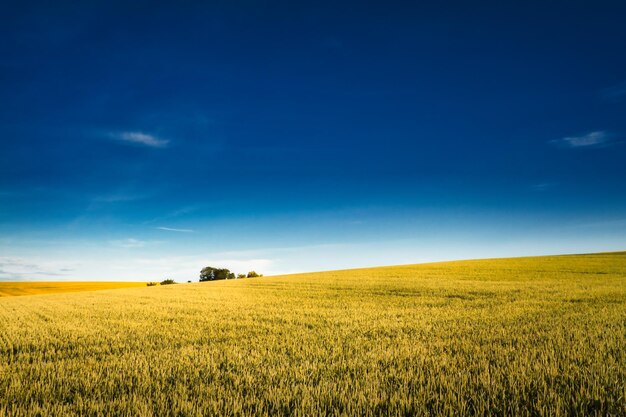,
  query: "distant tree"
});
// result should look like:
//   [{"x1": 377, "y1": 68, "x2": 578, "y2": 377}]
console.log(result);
[
  {"x1": 146, "y1": 282, "x2": 158, "y2": 287},
  {"x1": 200, "y1": 267, "x2": 233, "y2": 282},
  {"x1": 160, "y1": 279, "x2": 176, "y2": 285},
  {"x1": 200, "y1": 267, "x2": 261, "y2": 281},
  {"x1": 187, "y1": 280, "x2": 192, "y2": 283}
]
